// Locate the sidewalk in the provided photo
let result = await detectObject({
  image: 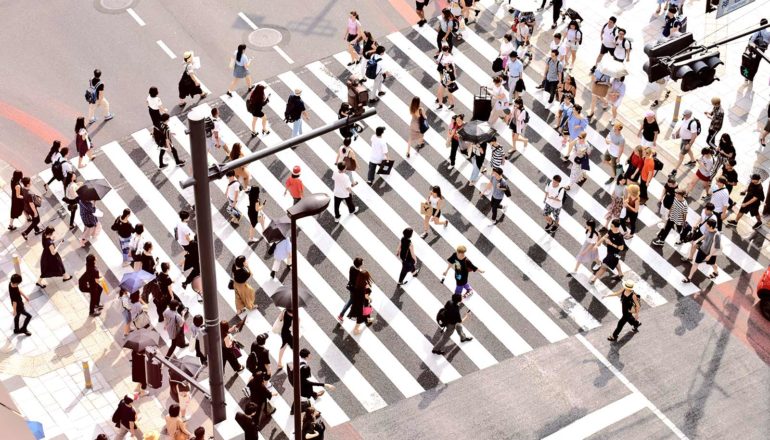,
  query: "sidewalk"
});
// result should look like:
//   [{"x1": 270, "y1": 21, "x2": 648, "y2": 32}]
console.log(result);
[{"x1": 0, "y1": 160, "x2": 211, "y2": 439}]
